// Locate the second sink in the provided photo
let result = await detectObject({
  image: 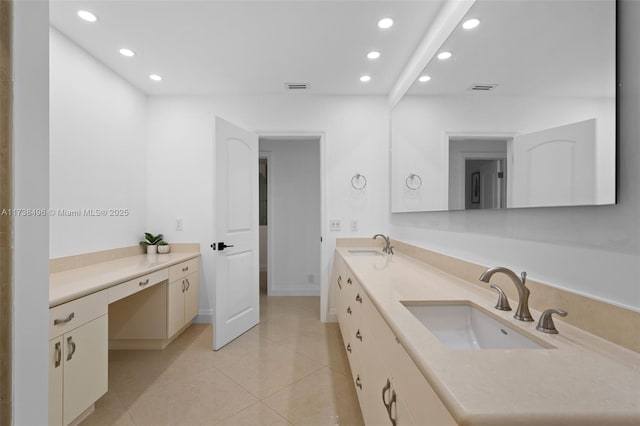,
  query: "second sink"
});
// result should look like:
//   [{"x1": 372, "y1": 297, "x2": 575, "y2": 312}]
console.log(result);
[{"x1": 401, "y1": 301, "x2": 551, "y2": 350}]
